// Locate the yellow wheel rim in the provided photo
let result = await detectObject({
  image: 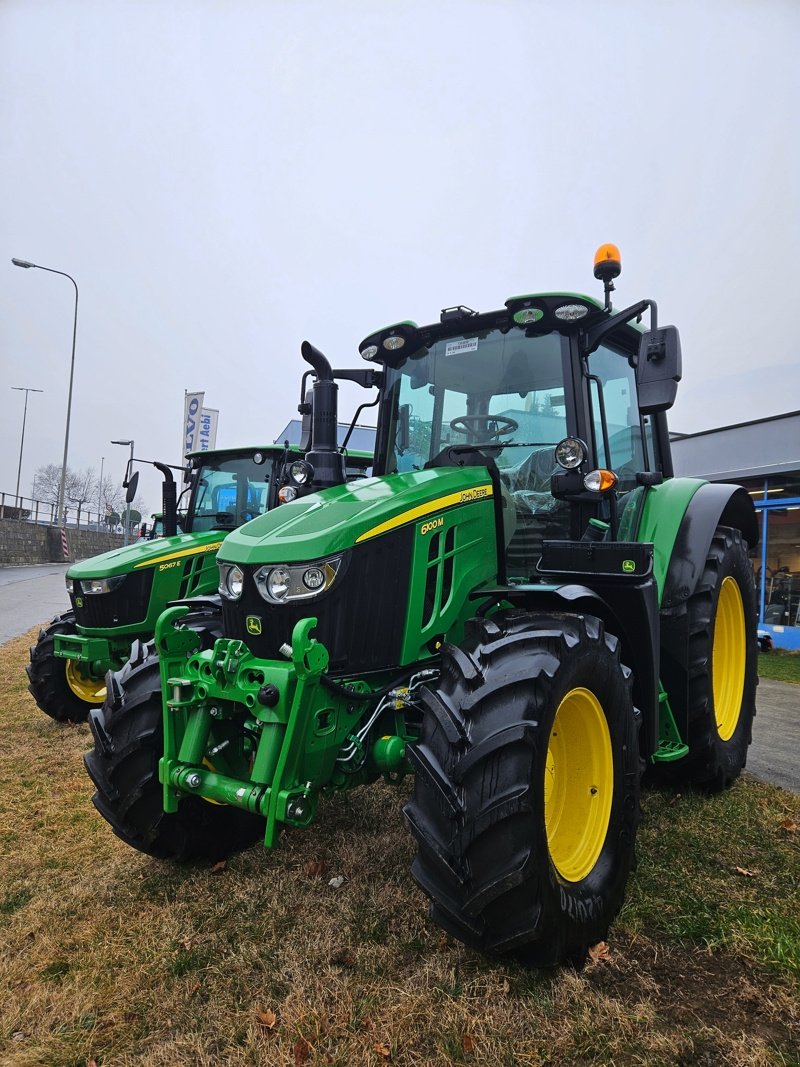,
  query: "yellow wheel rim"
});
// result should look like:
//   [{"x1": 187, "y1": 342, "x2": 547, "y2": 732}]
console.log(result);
[
  {"x1": 712, "y1": 576, "x2": 746, "y2": 742},
  {"x1": 544, "y1": 687, "x2": 613, "y2": 883},
  {"x1": 65, "y1": 661, "x2": 106, "y2": 704}
]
